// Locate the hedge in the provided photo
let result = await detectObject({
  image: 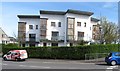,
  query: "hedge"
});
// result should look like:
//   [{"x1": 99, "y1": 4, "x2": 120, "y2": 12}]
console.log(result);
[{"x1": 2, "y1": 44, "x2": 120, "y2": 60}]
